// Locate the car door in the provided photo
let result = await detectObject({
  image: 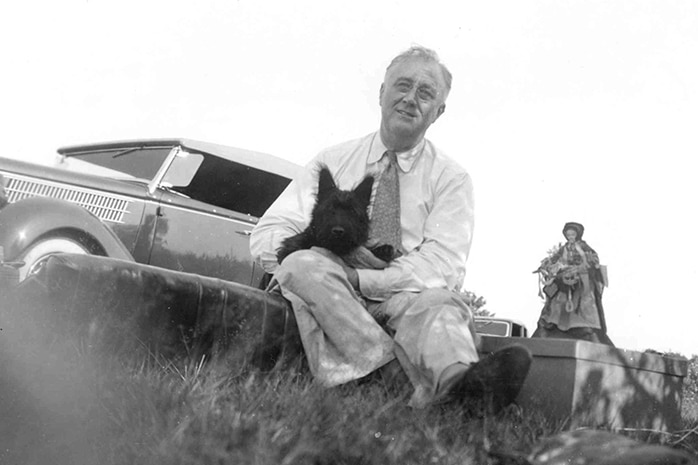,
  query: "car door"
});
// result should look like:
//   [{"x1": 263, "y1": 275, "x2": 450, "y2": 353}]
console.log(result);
[{"x1": 146, "y1": 148, "x2": 290, "y2": 286}]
